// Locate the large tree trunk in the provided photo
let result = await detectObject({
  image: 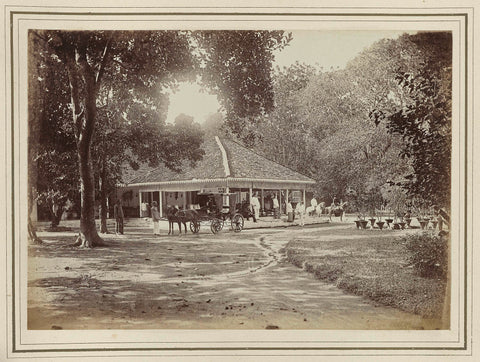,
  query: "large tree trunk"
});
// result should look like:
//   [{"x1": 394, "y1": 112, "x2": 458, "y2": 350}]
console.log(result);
[
  {"x1": 74, "y1": 141, "x2": 105, "y2": 247},
  {"x1": 62, "y1": 38, "x2": 106, "y2": 247},
  {"x1": 74, "y1": 70, "x2": 105, "y2": 247},
  {"x1": 49, "y1": 200, "x2": 66, "y2": 229},
  {"x1": 27, "y1": 199, "x2": 42, "y2": 244},
  {"x1": 27, "y1": 32, "x2": 43, "y2": 244}
]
